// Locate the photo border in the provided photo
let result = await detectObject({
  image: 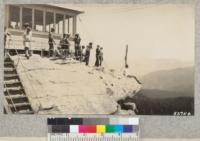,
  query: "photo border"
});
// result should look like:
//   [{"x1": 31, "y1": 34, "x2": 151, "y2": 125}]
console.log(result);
[{"x1": 0, "y1": 0, "x2": 199, "y2": 138}]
